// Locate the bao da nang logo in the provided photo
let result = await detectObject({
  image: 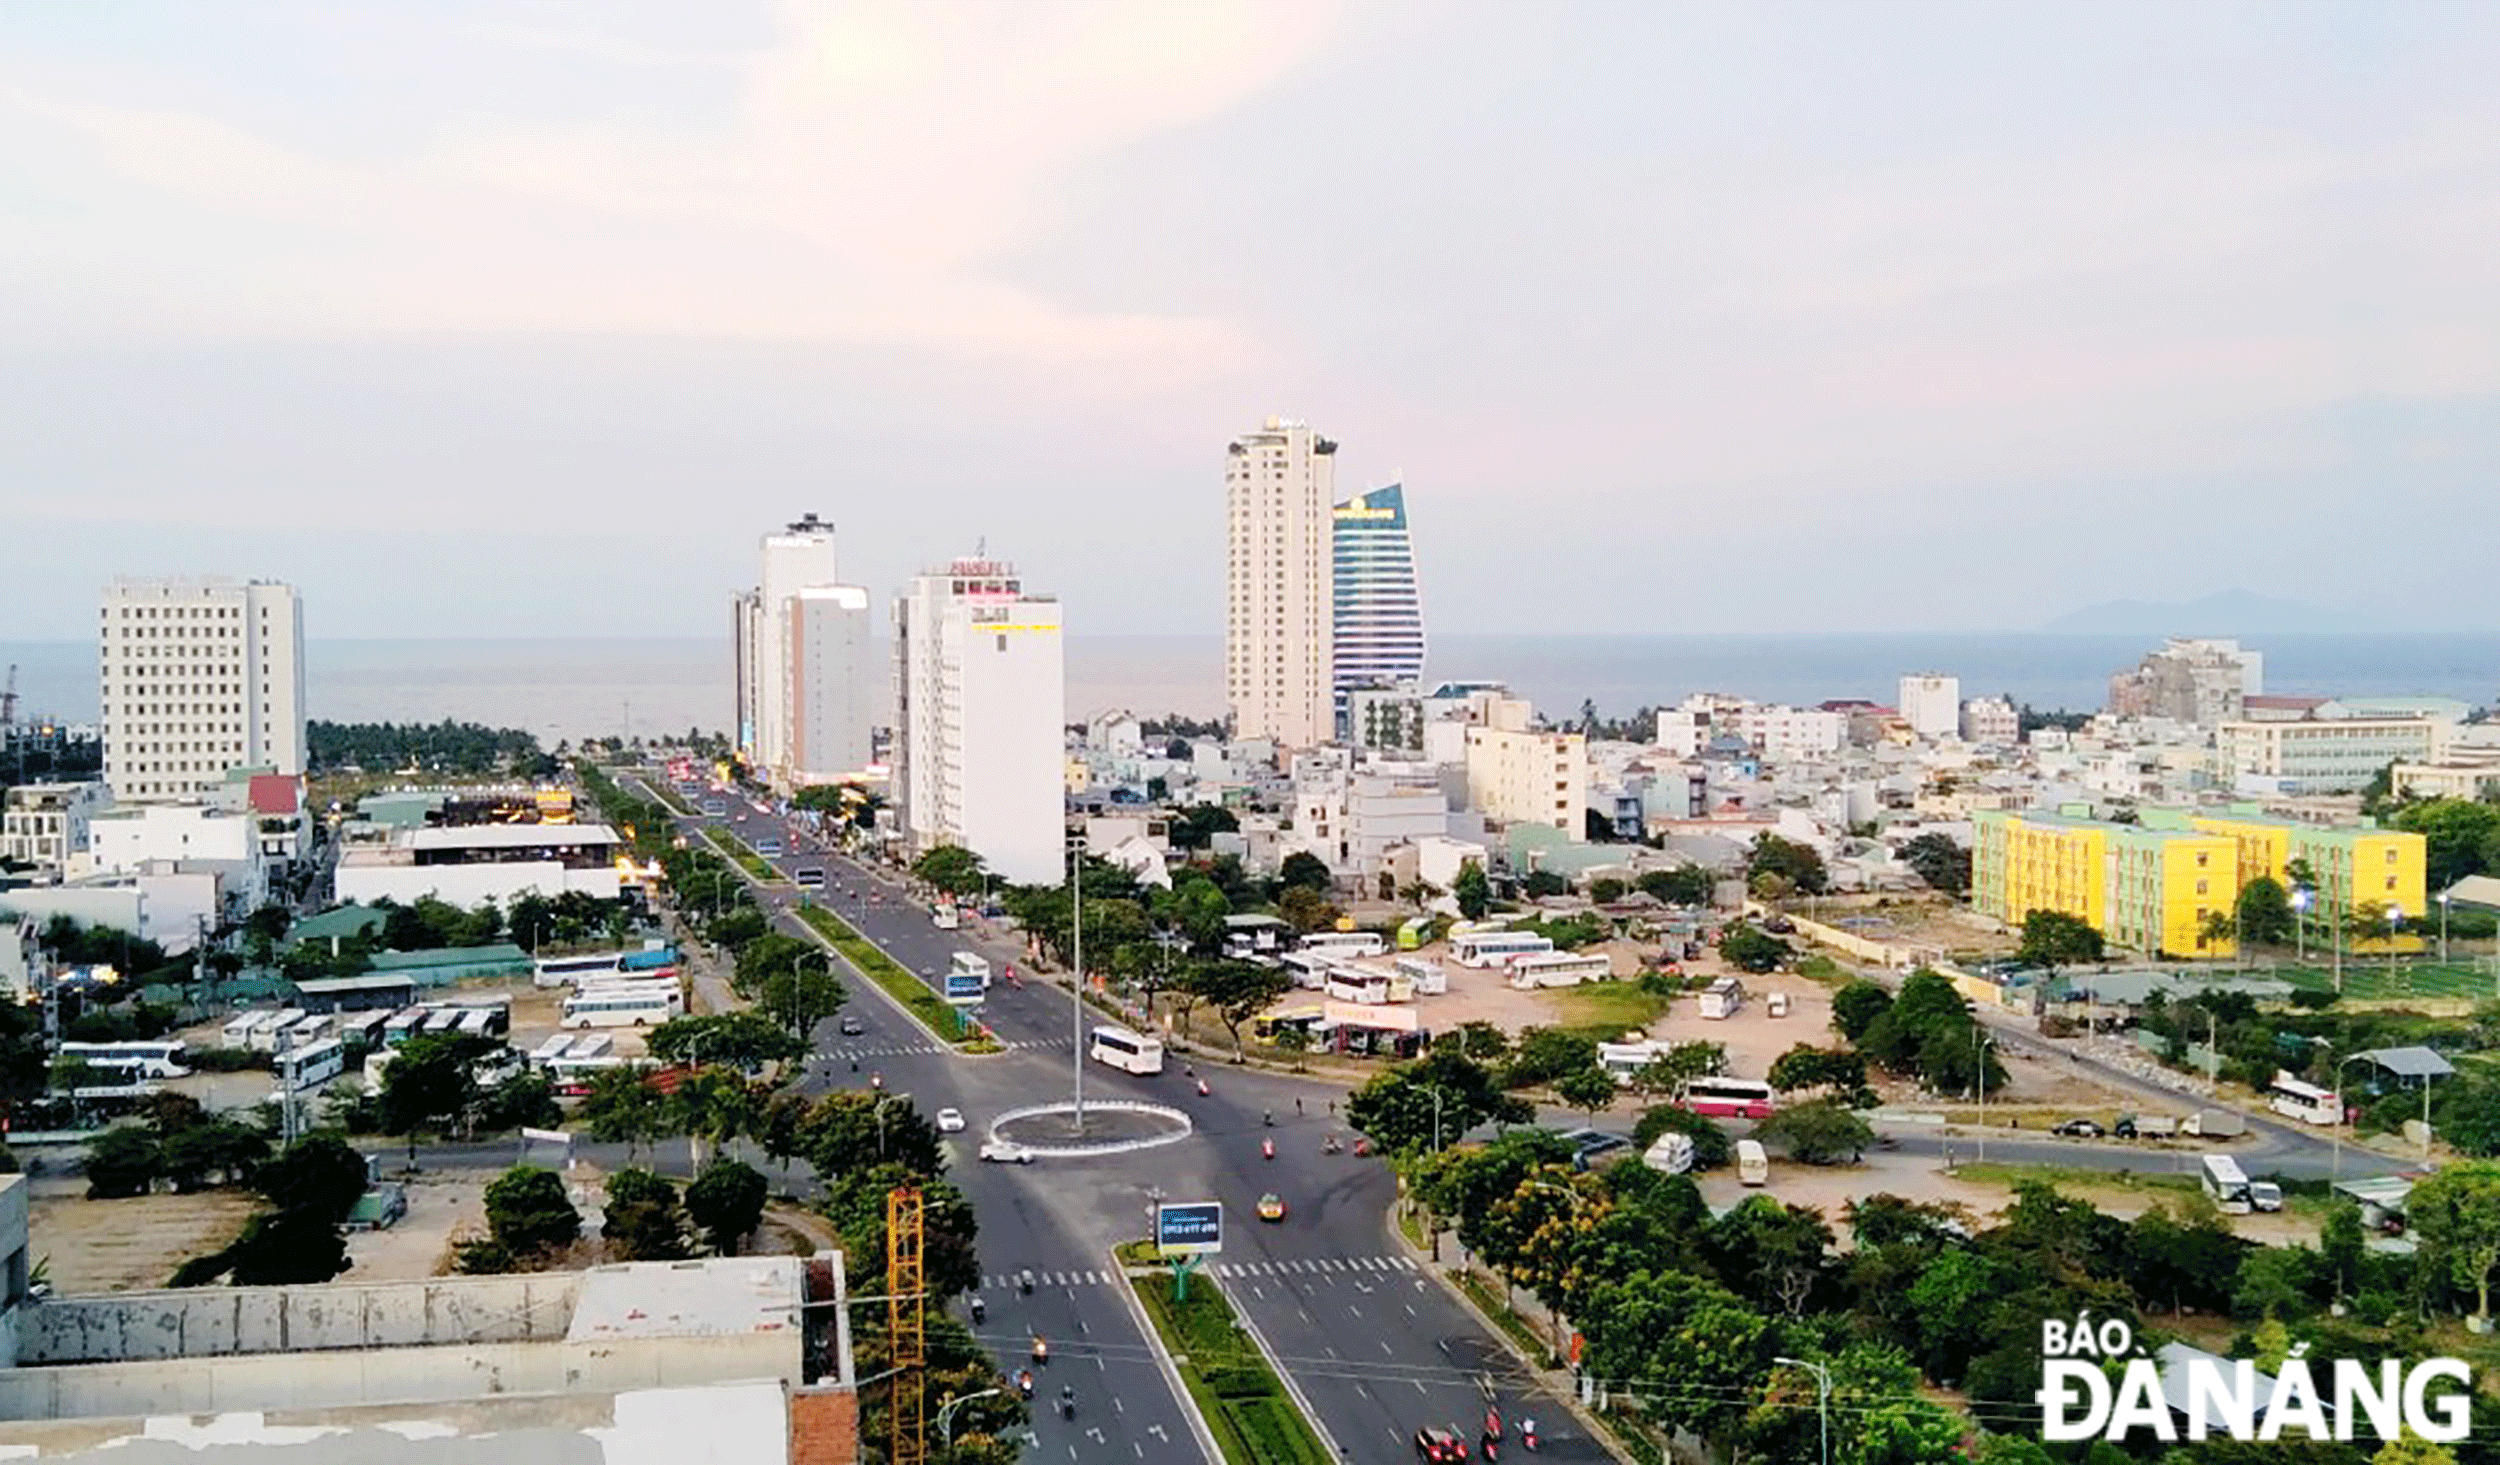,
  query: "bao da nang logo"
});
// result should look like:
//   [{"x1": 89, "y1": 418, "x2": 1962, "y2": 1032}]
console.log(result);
[{"x1": 2036, "y1": 1317, "x2": 2474, "y2": 1444}]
